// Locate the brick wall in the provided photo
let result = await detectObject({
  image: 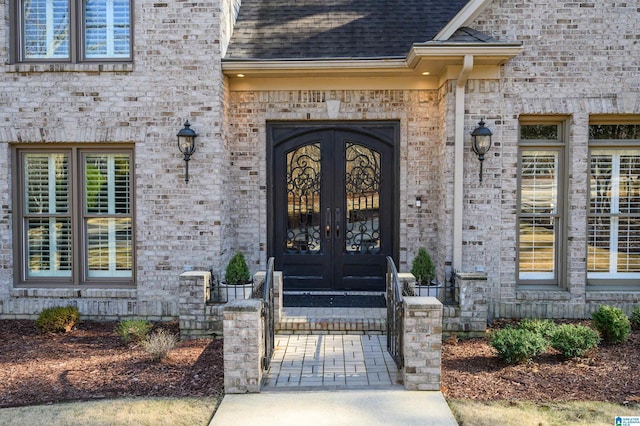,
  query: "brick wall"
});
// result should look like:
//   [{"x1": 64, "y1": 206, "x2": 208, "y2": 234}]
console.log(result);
[
  {"x1": 0, "y1": 0, "x2": 232, "y2": 319},
  {"x1": 228, "y1": 90, "x2": 445, "y2": 273},
  {"x1": 465, "y1": 1, "x2": 640, "y2": 318},
  {"x1": 1, "y1": 0, "x2": 639, "y2": 323}
]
